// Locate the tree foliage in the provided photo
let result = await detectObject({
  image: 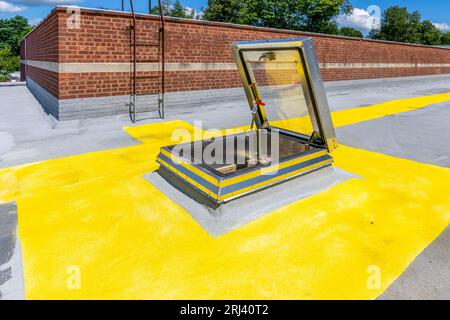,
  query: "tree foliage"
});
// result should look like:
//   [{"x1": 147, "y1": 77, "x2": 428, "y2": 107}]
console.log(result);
[
  {"x1": 151, "y1": 0, "x2": 196, "y2": 19},
  {"x1": 369, "y1": 6, "x2": 419, "y2": 43},
  {"x1": 0, "y1": 16, "x2": 32, "y2": 80},
  {"x1": 0, "y1": 16, "x2": 33, "y2": 55},
  {"x1": 339, "y1": 27, "x2": 363, "y2": 38},
  {"x1": 203, "y1": 0, "x2": 259, "y2": 26},
  {"x1": 203, "y1": 0, "x2": 352, "y2": 34},
  {"x1": 369, "y1": 6, "x2": 446, "y2": 45},
  {"x1": 442, "y1": 32, "x2": 450, "y2": 45},
  {"x1": 0, "y1": 46, "x2": 19, "y2": 81},
  {"x1": 420, "y1": 20, "x2": 443, "y2": 45}
]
